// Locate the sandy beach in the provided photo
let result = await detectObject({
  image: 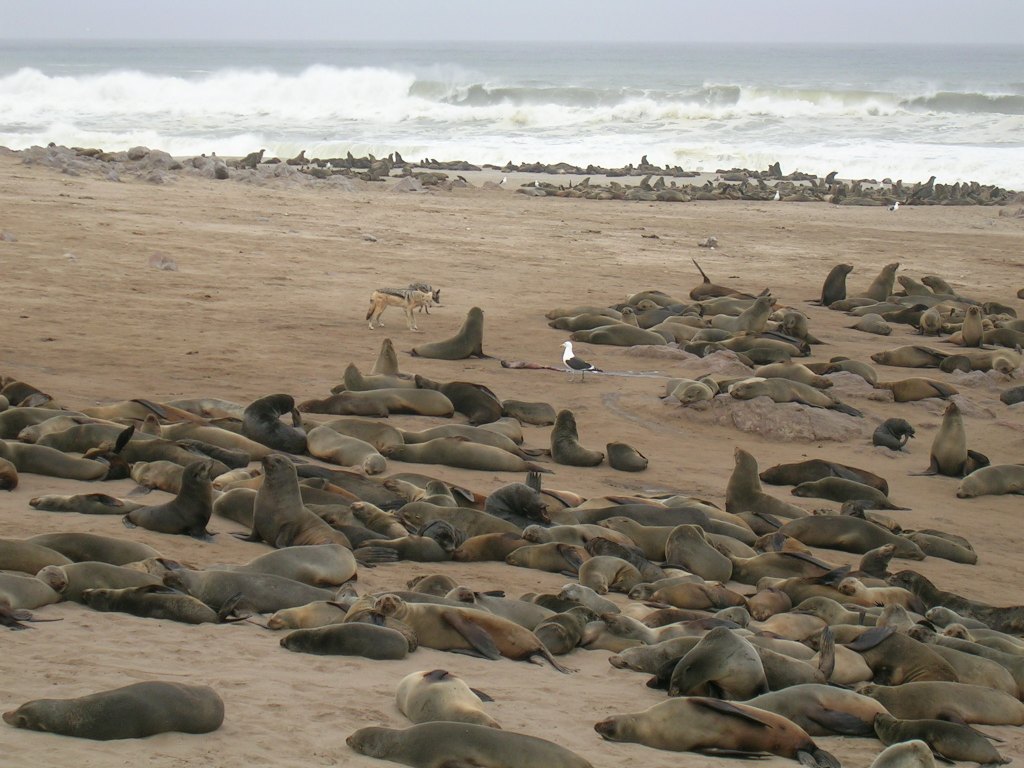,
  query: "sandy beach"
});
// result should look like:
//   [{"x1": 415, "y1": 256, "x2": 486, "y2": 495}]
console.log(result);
[{"x1": 1, "y1": 150, "x2": 1023, "y2": 767}]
